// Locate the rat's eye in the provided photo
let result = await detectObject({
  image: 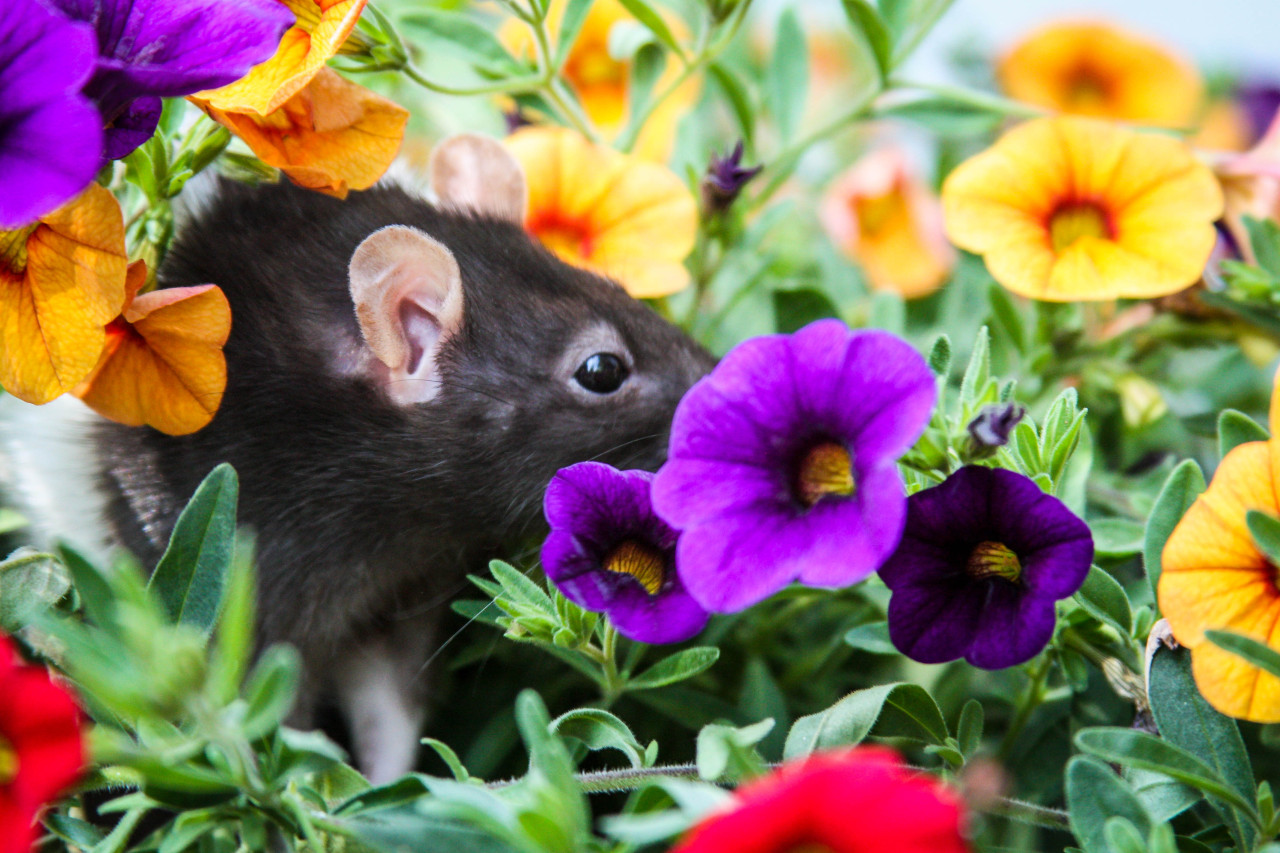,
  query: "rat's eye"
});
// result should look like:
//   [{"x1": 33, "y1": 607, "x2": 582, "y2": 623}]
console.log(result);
[{"x1": 574, "y1": 353, "x2": 629, "y2": 394}]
